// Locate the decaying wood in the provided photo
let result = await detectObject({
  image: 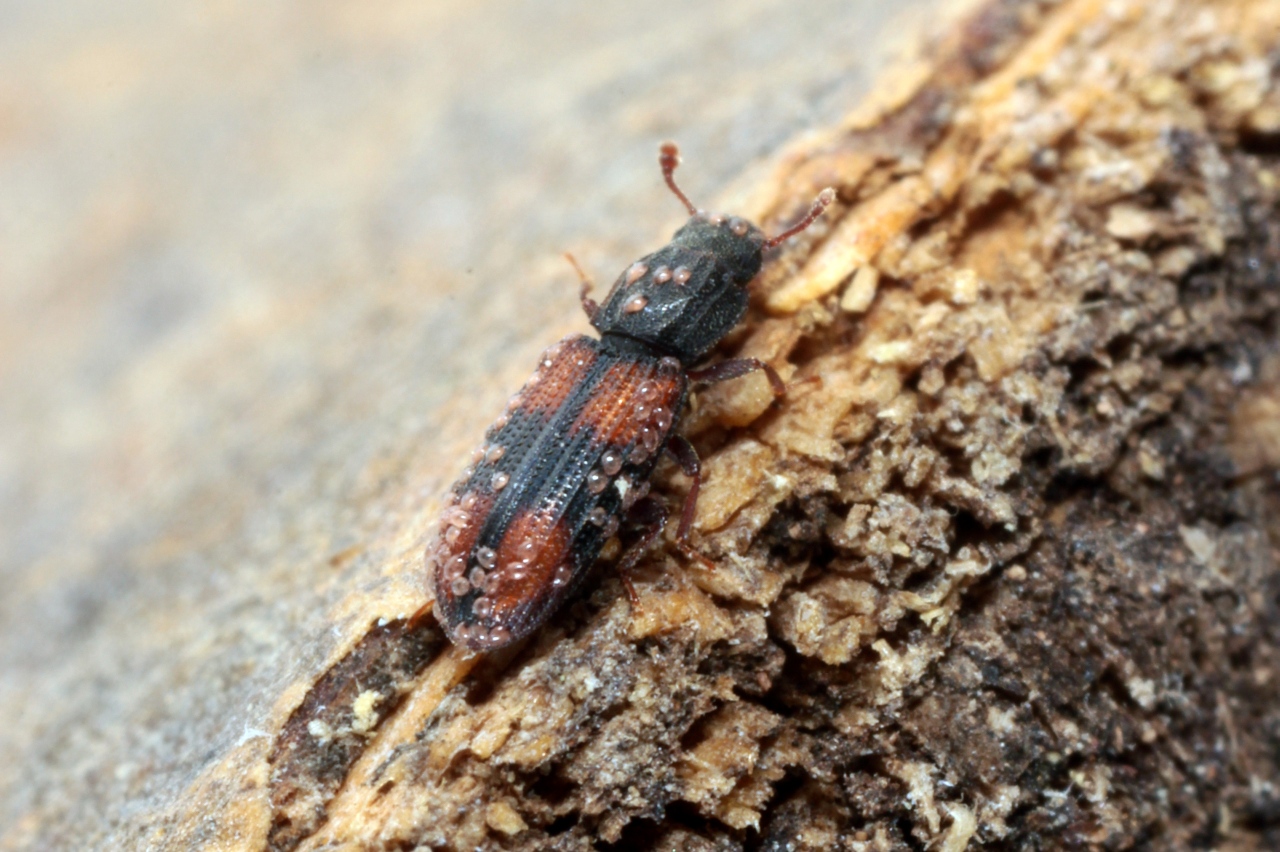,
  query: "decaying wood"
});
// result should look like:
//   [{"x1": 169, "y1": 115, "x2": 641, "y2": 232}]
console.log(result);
[
  {"x1": 239, "y1": 1, "x2": 1280, "y2": 848},
  {"x1": 30, "y1": 0, "x2": 1280, "y2": 848}
]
